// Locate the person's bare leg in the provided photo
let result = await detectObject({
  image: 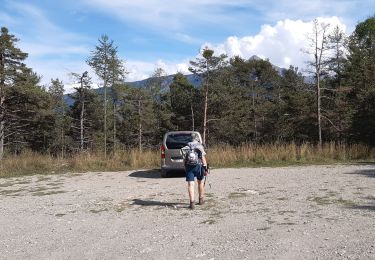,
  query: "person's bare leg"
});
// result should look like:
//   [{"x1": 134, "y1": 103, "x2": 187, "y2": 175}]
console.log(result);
[
  {"x1": 197, "y1": 180, "x2": 205, "y2": 204},
  {"x1": 188, "y1": 181, "x2": 195, "y2": 208}
]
